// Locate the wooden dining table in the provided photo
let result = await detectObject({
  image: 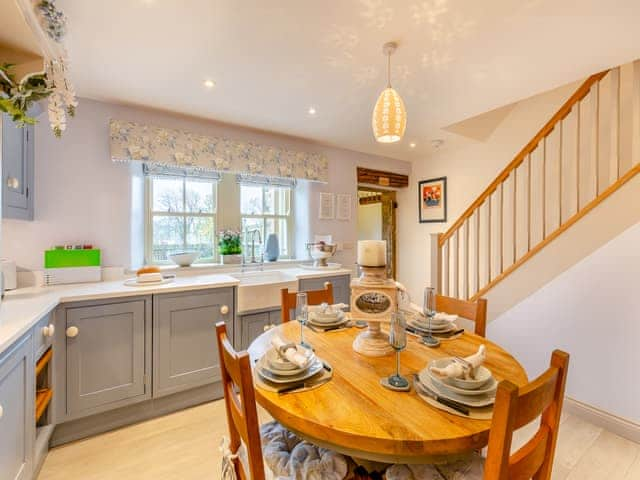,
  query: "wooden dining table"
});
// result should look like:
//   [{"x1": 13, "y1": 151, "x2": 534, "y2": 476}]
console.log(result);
[{"x1": 248, "y1": 321, "x2": 528, "y2": 464}]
